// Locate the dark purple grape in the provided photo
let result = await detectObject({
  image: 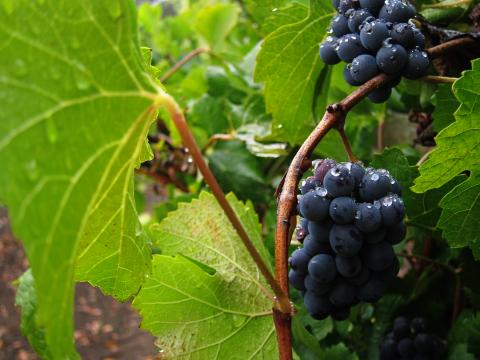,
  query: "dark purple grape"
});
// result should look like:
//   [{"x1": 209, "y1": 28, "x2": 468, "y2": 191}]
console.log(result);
[
  {"x1": 337, "y1": 34, "x2": 366, "y2": 62},
  {"x1": 411, "y1": 317, "x2": 427, "y2": 334},
  {"x1": 365, "y1": 227, "x2": 387, "y2": 243},
  {"x1": 338, "y1": 0, "x2": 357, "y2": 14},
  {"x1": 329, "y1": 224, "x2": 364, "y2": 257},
  {"x1": 299, "y1": 188, "x2": 331, "y2": 222},
  {"x1": 307, "y1": 220, "x2": 331, "y2": 243},
  {"x1": 398, "y1": 338, "x2": 415, "y2": 358},
  {"x1": 360, "y1": 19, "x2": 390, "y2": 51},
  {"x1": 376, "y1": 39, "x2": 408, "y2": 75},
  {"x1": 367, "y1": 84, "x2": 392, "y2": 103},
  {"x1": 300, "y1": 176, "x2": 316, "y2": 194},
  {"x1": 289, "y1": 269, "x2": 306, "y2": 290},
  {"x1": 380, "y1": 194, "x2": 405, "y2": 226},
  {"x1": 386, "y1": 220, "x2": 406, "y2": 244},
  {"x1": 393, "y1": 316, "x2": 411, "y2": 339},
  {"x1": 355, "y1": 202, "x2": 382, "y2": 232},
  {"x1": 296, "y1": 217, "x2": 309, "y2": 242},
  {"x1": 324, "y1": 164, "x2": 356, "y2": 197},
  {"x1": 314, "y1": 158, "x2": 337, "y2": 184},
  {"x1": 379, "y1": 0, "x2": 416, "y2": 23},
  {"x1": 362, "y1": 242, "x2": 395, "y2": 271},
  {"x1": 329, "y1": 196, "x2": 357, "y2": 224},
  {"x1": 347, "y1": 265, "x2": 371, "y2": 285},
  {"x1": 328, "y1": 279, "x2": 356, "y2": 307},
  {"x1": 350, "y1": 54, "x2": 379, "y2": 83},
  {"x1": 348, "y1": 9, "x2": 372, "y2": 33},
  {"x1": 289, "y1": 248, "x2": 311, "y2": 274},
  {"x1": 346, "y1": 162, "x2": 366, "y2": 185},
  {"x1": 359, "y1": 0, "x2": 384, "y2": 15},
  {"x1": 304, "y1": 275, "x2": 333, "y2": 295},
  {"x1": 344, "y1": 64, "x2": 363, "y2": 86},
  {"x1": 332, "y1": 14, "x2": 350, "y2": 37},
  {"x1": 403, "y1": 48, "x2": 429, "y2": 79},
  {"x1": 413, "y1": 28, "x2": 426, "y2": 48},
  {"x1": 304, "y1": 291, "x2": 333, "y2": 319},
  {"x1": 380, "y1": 339, "x2": 398, "y2": 360},
  {"x1": 335, "y1": 255, "x2": 362, "y2": 277},
  {"x1": 391, "y1": 23, "x2": 415, "y2": 48},
  {"x1": 320, "y1": 36, "x2": 341, "y2": 65},
  {"x1": 414, "y1": 333, "x2": 435, "y2": 354},
  {"x1": 303, "y1": 234, "x2": 333, "y2": 256},
  {"x1": 357, "y1": 277, "x2": 385, "y2": 302},
  {"x1": 331, "y1": 306, "x2": 351, "y2": 321},
  {"x1": 308, "y1": 254, "x2": 337, "y2": 283},
  {"x1": 375, "y1": 256, "x2": 399, "y2": 281},
  {"x1": 359, "y1": 169, "x2": 392, "y2": 201}
]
